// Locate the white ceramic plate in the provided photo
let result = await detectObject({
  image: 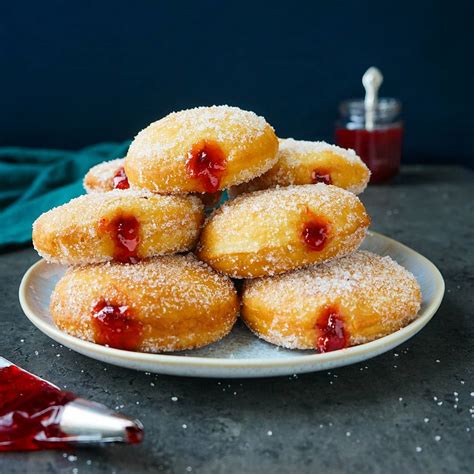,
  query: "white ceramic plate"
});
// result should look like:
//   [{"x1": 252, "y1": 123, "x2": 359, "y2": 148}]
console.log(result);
[{"x1": 19, "y1": 232, "x2": 444, "y2": 378}]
